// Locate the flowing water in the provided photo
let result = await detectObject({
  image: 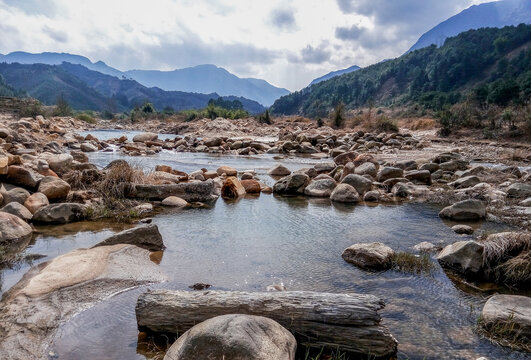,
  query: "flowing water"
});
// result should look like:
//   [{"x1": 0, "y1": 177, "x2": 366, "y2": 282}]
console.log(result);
[{"x1": 1, "y1": 130, "x2": 528, "y2": 360}]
